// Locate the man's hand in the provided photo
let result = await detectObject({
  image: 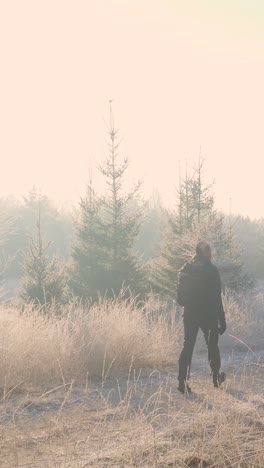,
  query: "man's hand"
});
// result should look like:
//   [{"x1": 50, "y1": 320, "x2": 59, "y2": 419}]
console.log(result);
[{"x1": 218, "y1": 321, "x2": 226, "y2": 335}]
